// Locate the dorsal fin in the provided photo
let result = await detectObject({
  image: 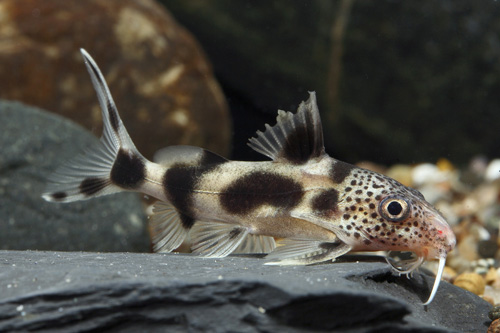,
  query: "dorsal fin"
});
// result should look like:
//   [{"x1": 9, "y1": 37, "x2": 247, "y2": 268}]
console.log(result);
[{"x1": 248, "y1": 92, "x2": 325, "y2": 164}]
